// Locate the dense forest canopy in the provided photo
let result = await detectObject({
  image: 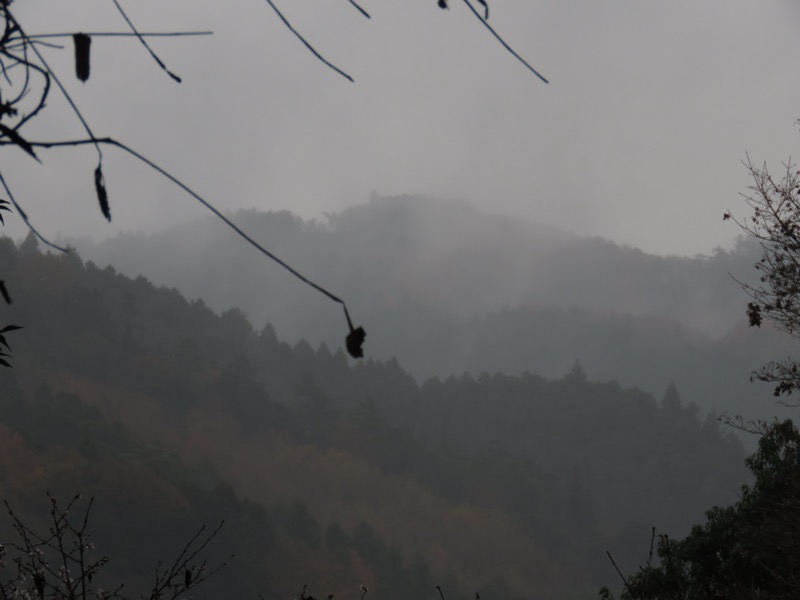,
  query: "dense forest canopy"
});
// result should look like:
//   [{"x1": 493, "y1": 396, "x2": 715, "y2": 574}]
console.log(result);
[
  {"x1": 70, "y1": 197, "x2": 788, "y2": 423},
  {"x1": 0, "y1": 235, "x2": 750, "y2": 599}
]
